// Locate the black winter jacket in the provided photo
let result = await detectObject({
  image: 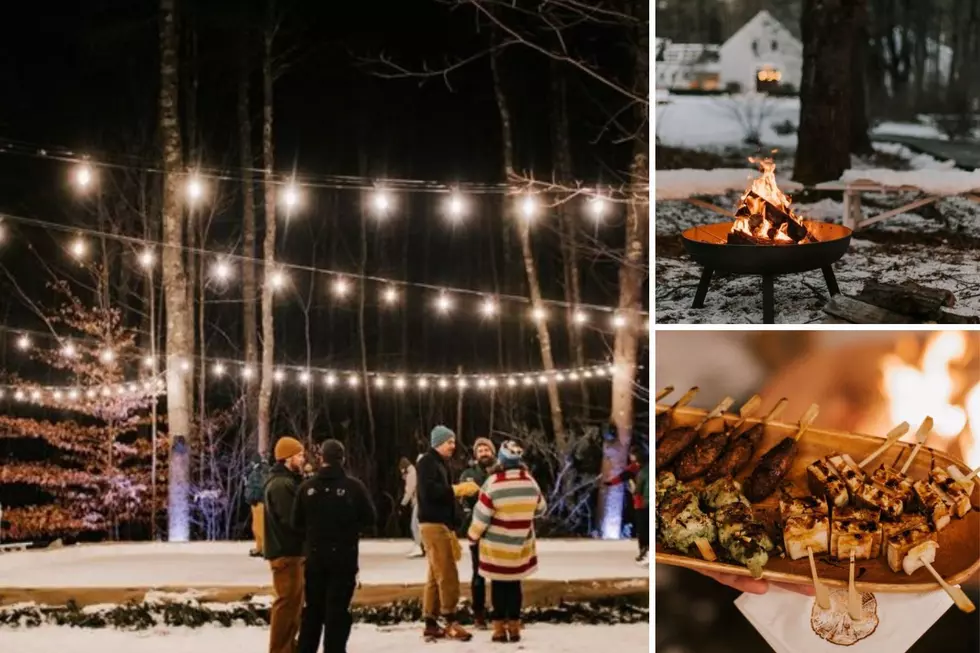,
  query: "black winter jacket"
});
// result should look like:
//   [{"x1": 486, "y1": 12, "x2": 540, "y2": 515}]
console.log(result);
[
  {"x1": 263, "y1": 463, "x2": 304, "y2": 560},
  {"x1": 291, "y1": 465, "x2": 376, "y2": 570},
  {"x1": 416, "y1": 448, "x2": 458, "y2": 528}
]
